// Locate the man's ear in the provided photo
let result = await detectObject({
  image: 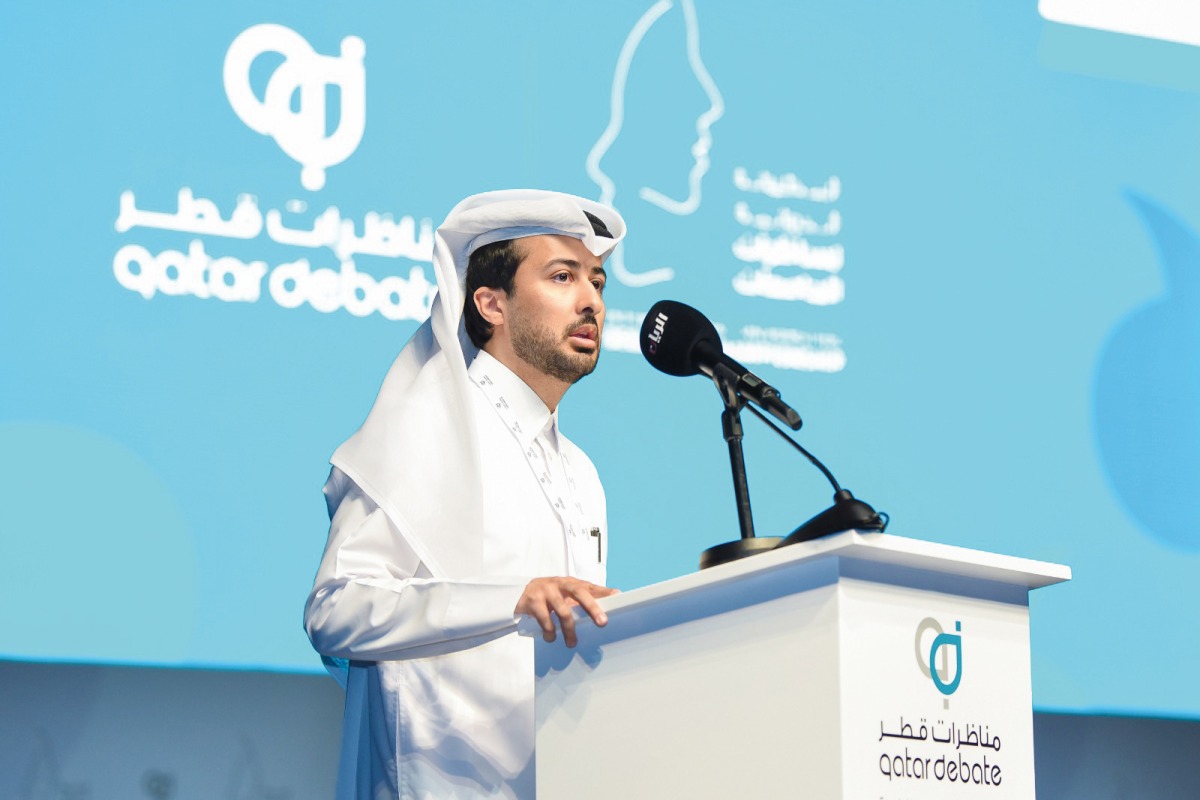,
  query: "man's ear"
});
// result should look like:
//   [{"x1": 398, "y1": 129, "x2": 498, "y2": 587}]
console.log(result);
[{"x1": 473, "y1": 286, "x2": 506, "y2": 329}]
